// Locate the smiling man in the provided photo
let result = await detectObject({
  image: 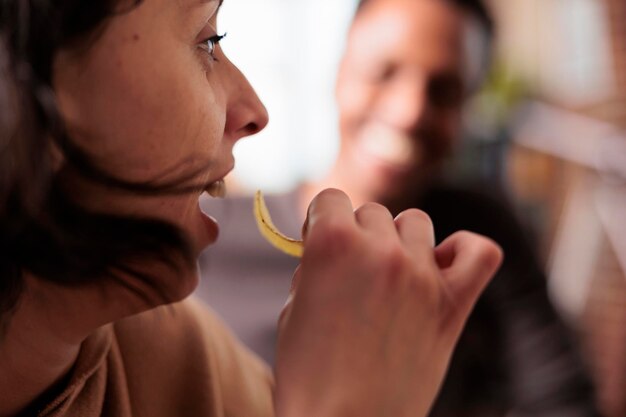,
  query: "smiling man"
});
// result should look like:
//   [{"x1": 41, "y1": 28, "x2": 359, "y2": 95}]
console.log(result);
[{"x1": 199, "y1": 0, "x2": 600, "y2": 416}]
